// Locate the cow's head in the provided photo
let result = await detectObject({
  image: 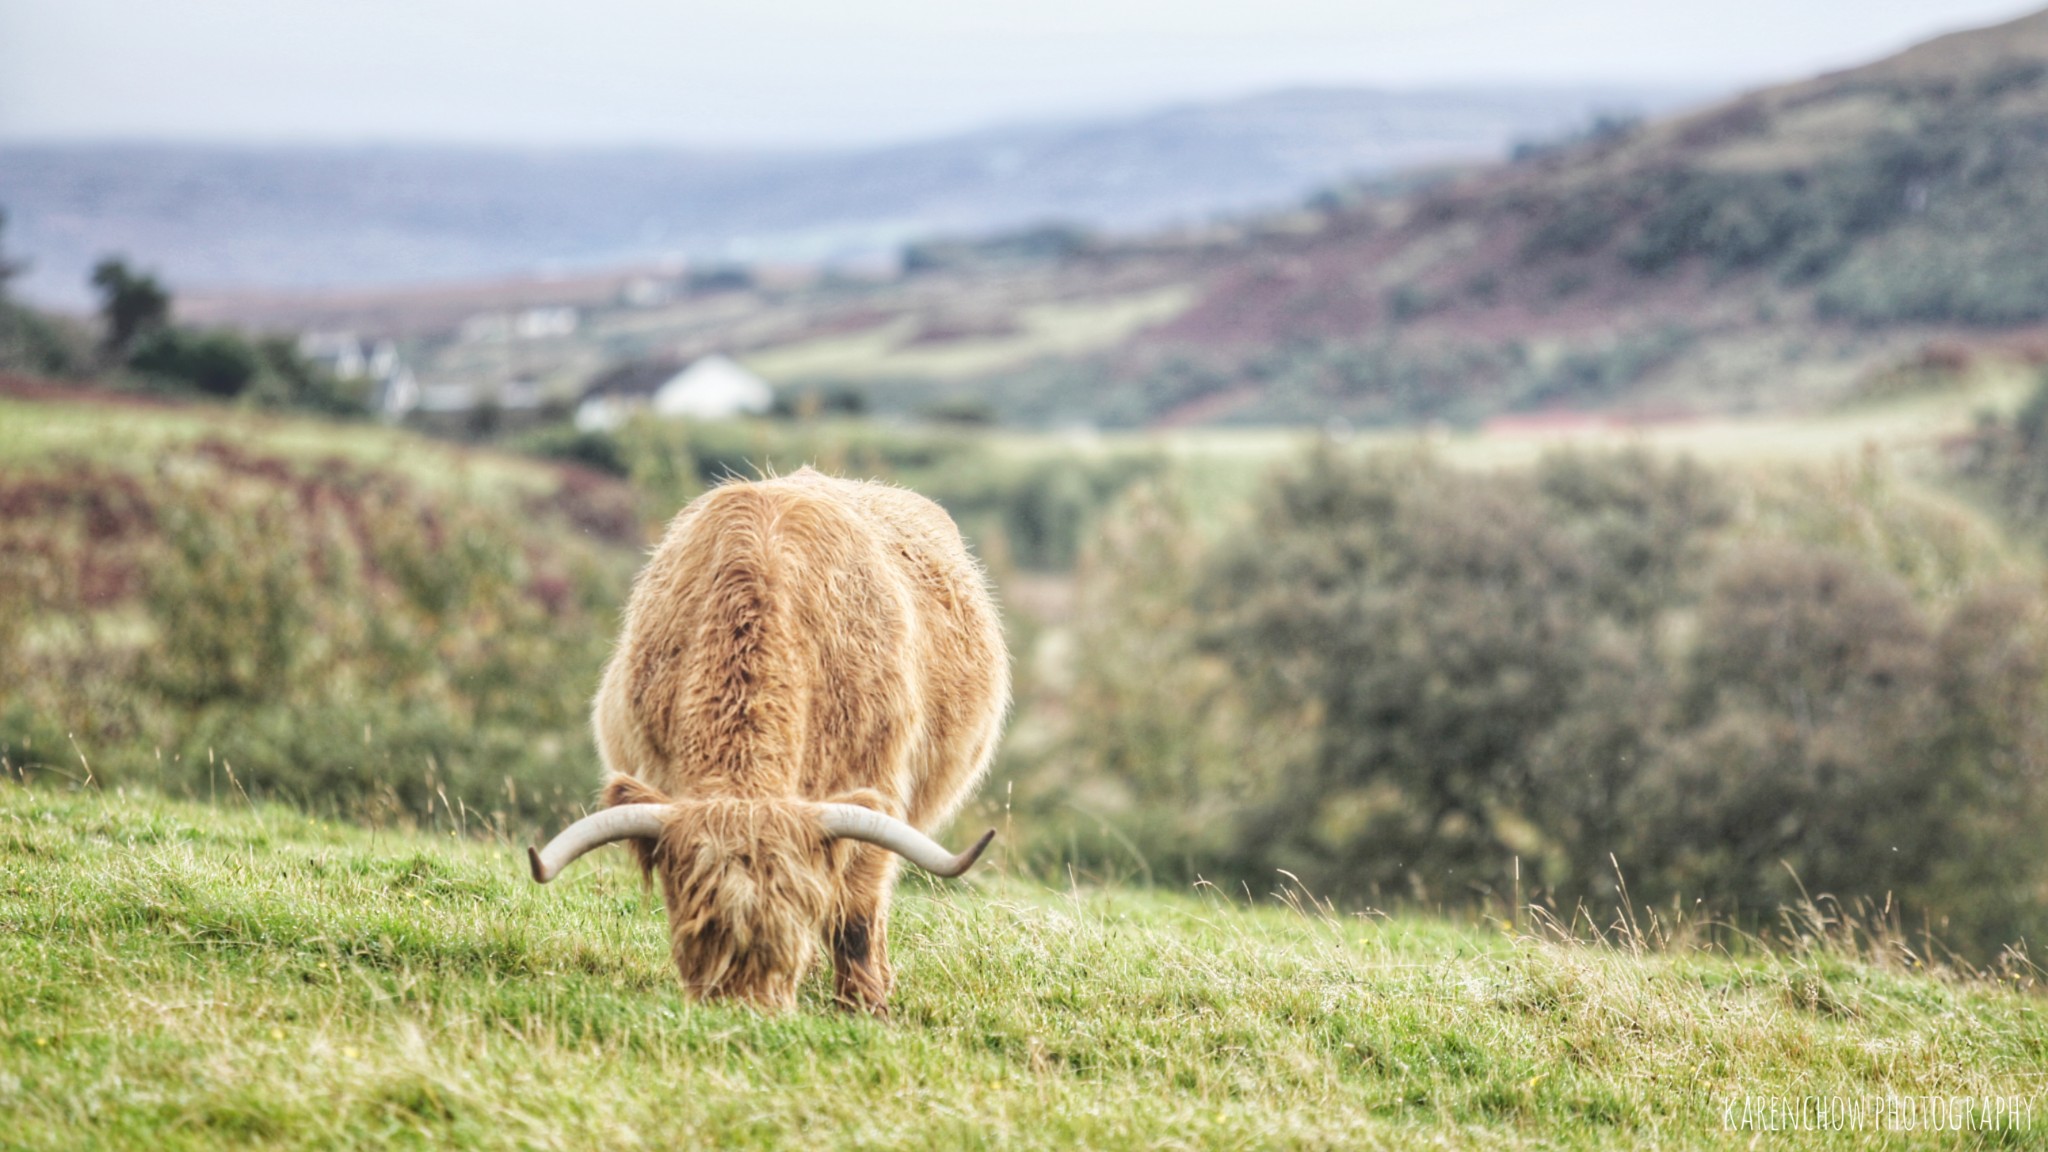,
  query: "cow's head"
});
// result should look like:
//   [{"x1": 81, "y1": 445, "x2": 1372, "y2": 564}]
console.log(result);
[{"x1": 530, "y1": 777, "x2": 992, "y2": 1008}]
